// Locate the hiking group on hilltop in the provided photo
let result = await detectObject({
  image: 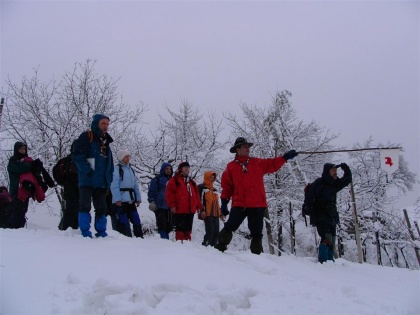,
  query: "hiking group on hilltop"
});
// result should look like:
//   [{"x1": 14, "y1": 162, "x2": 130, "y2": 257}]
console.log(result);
[{"x1": 0, "y1": 113, "x2": 352, "y2": 263}]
